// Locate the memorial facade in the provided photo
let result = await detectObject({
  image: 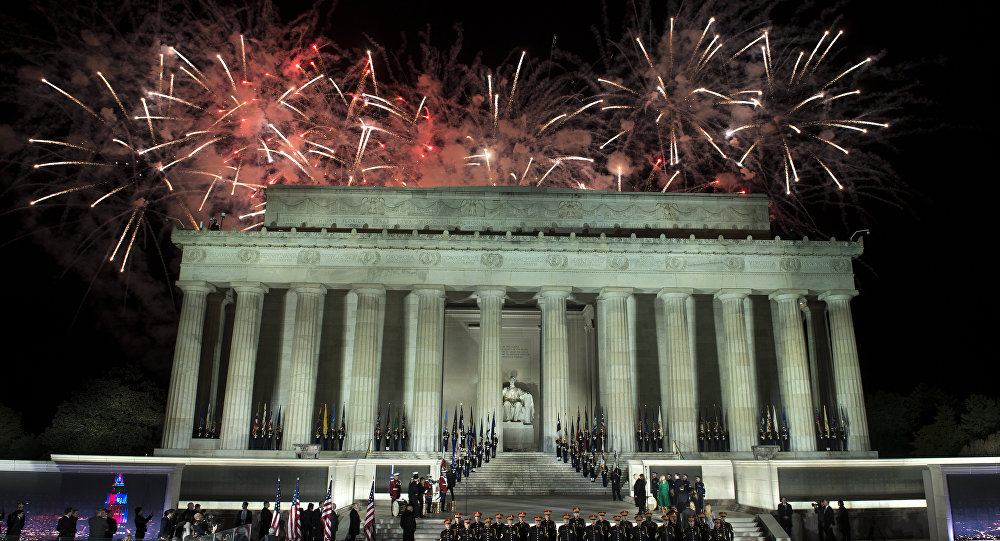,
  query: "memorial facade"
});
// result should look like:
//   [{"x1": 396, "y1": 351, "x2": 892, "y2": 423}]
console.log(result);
[{"x1": 158, "y1": 185, "x2": 869, "y2": 459}]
